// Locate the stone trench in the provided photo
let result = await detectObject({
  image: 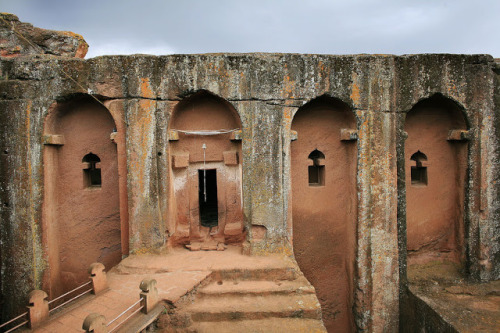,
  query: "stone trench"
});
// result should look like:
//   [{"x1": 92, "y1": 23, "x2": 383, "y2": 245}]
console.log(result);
[{"x1": 0, "y1": 13, "x2": 499, "y2": 332}]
